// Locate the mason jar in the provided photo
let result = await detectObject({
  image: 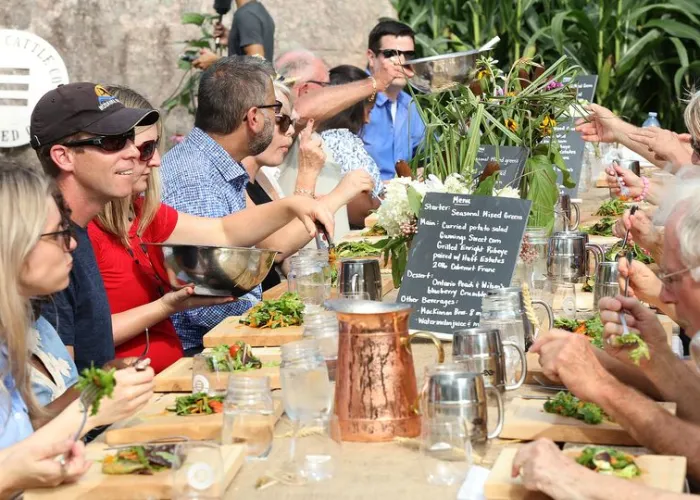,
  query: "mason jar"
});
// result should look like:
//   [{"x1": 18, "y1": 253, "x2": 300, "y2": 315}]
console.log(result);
[
  {"x1": 302, "y1": 311, "x2": 339, "y2": 382},
  {"x1": 287, "y1": 256, "x2": 329, "y2": 312},
  {"x1": 280, "y1": 339, "x2": 333, "y2": 422}
]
